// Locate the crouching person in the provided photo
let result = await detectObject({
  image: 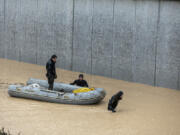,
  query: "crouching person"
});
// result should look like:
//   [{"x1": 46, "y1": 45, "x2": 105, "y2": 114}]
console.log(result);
[
  {"x1": 46, "y1": 55, "x2": 57, "y2": 90},
  {"x1": 108, "y1": 91, "x2": 123, "y2": 113}
]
